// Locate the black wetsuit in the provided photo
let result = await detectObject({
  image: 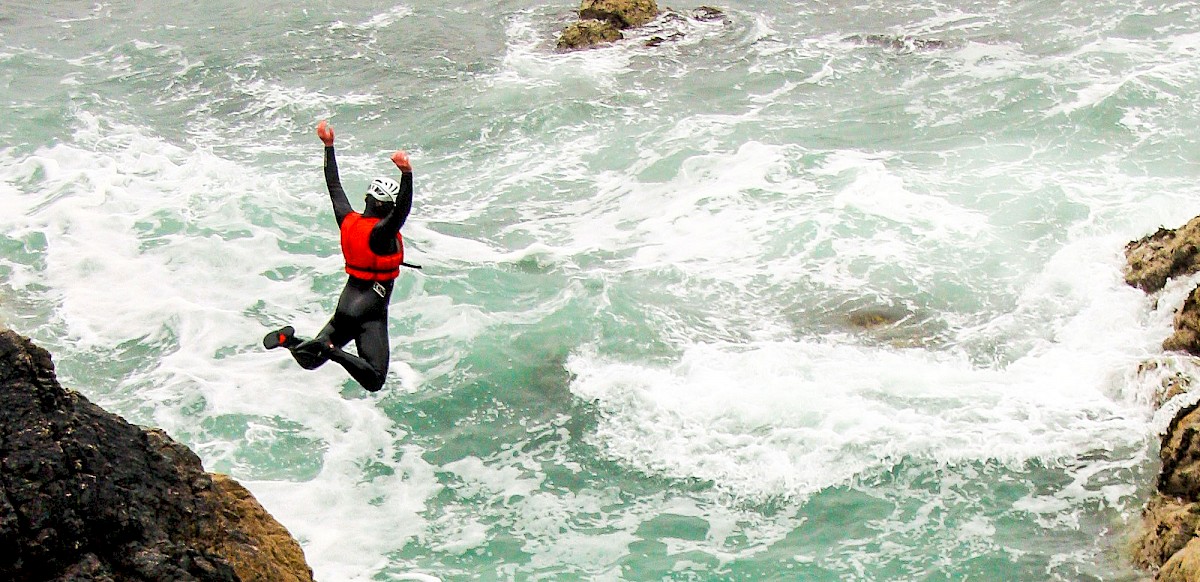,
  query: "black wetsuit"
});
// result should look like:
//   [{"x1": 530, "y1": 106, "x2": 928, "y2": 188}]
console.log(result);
[{"x1": 286, "y1": 145, "x2": 413, "y2": 392}]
